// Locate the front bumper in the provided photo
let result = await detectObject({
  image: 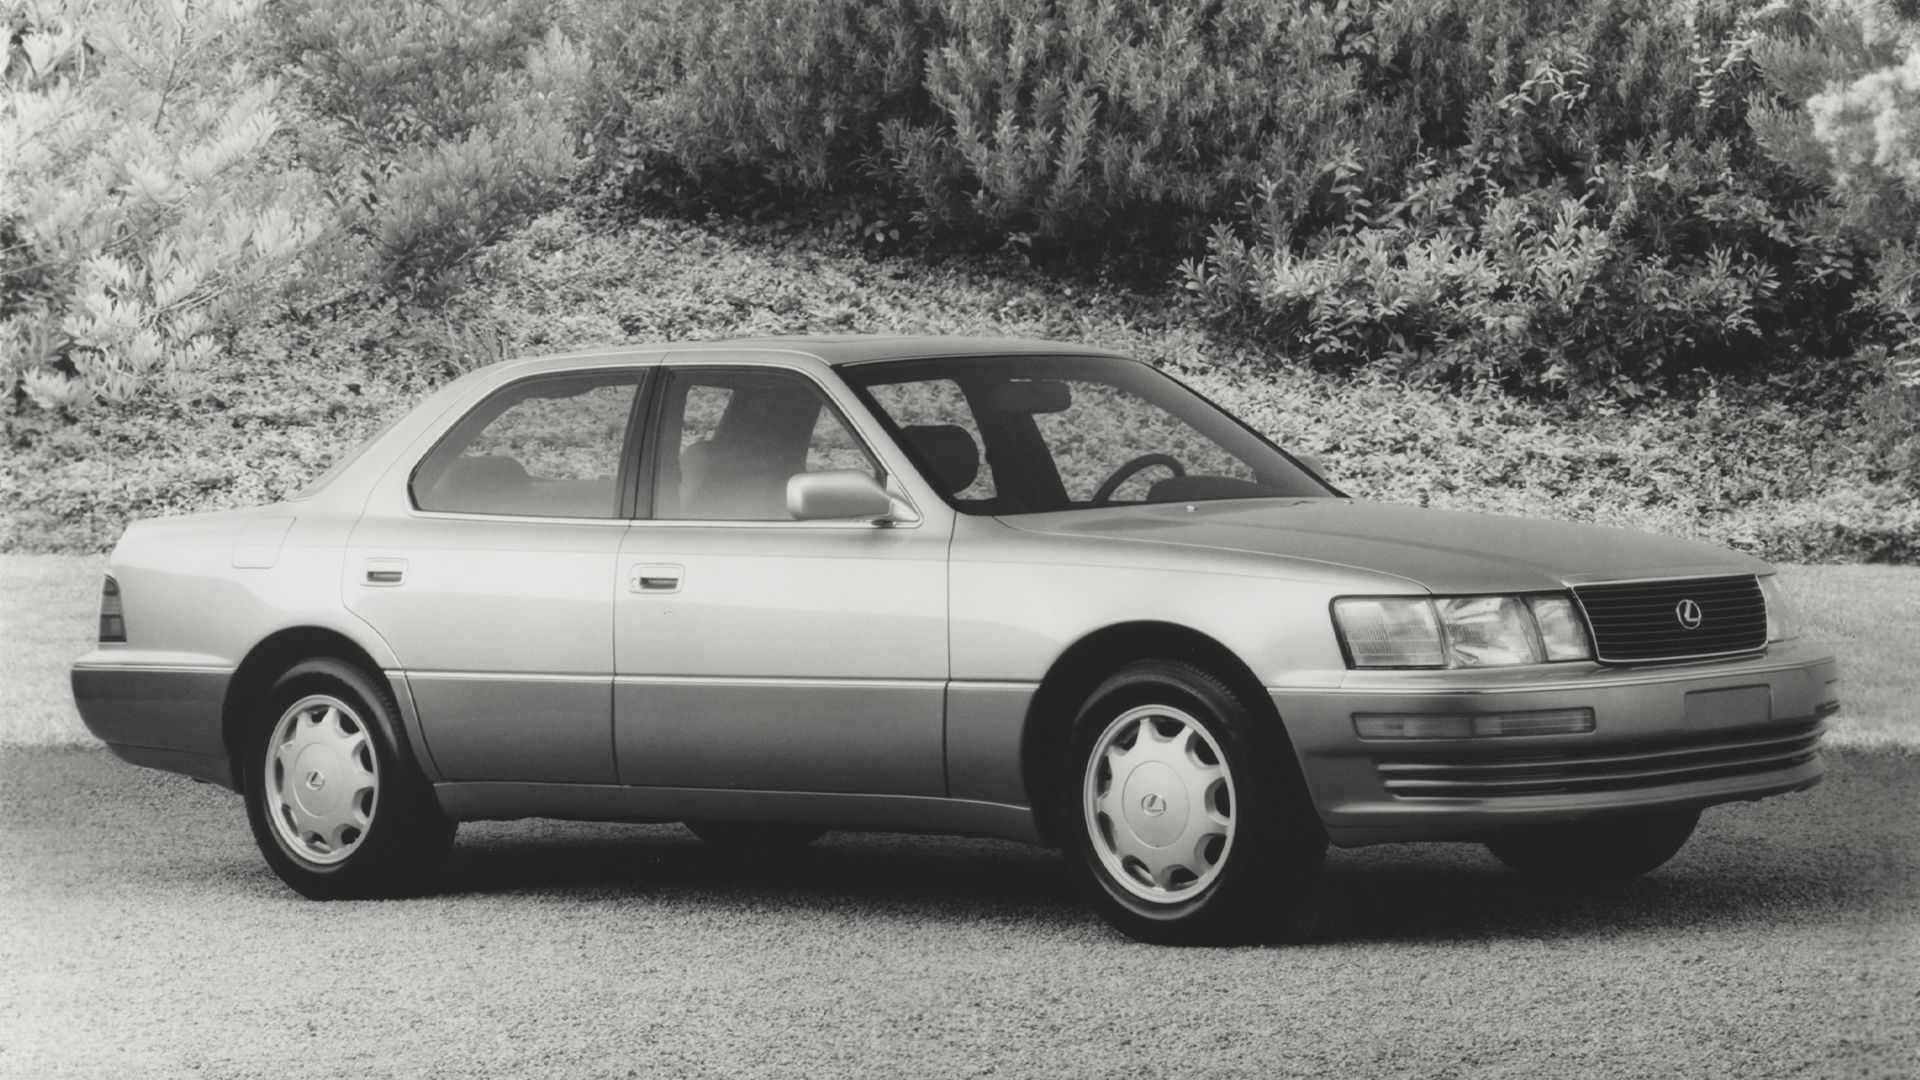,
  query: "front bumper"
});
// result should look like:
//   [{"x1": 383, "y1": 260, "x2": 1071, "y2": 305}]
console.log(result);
[{"x1": 1270, "y1": 638, "x2": 1840, "y2": 847}]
